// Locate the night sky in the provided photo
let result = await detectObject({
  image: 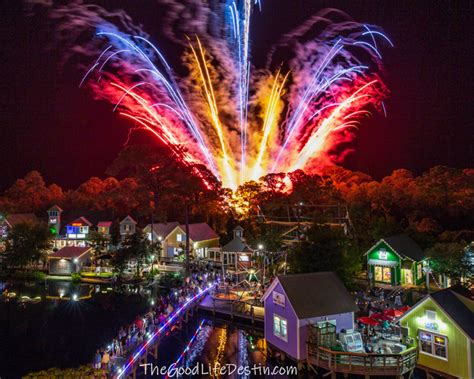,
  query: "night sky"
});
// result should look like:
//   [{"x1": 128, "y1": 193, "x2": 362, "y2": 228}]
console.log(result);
[{"x1": 0, "y1": 0, "x2": 473, "y2": 191}]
